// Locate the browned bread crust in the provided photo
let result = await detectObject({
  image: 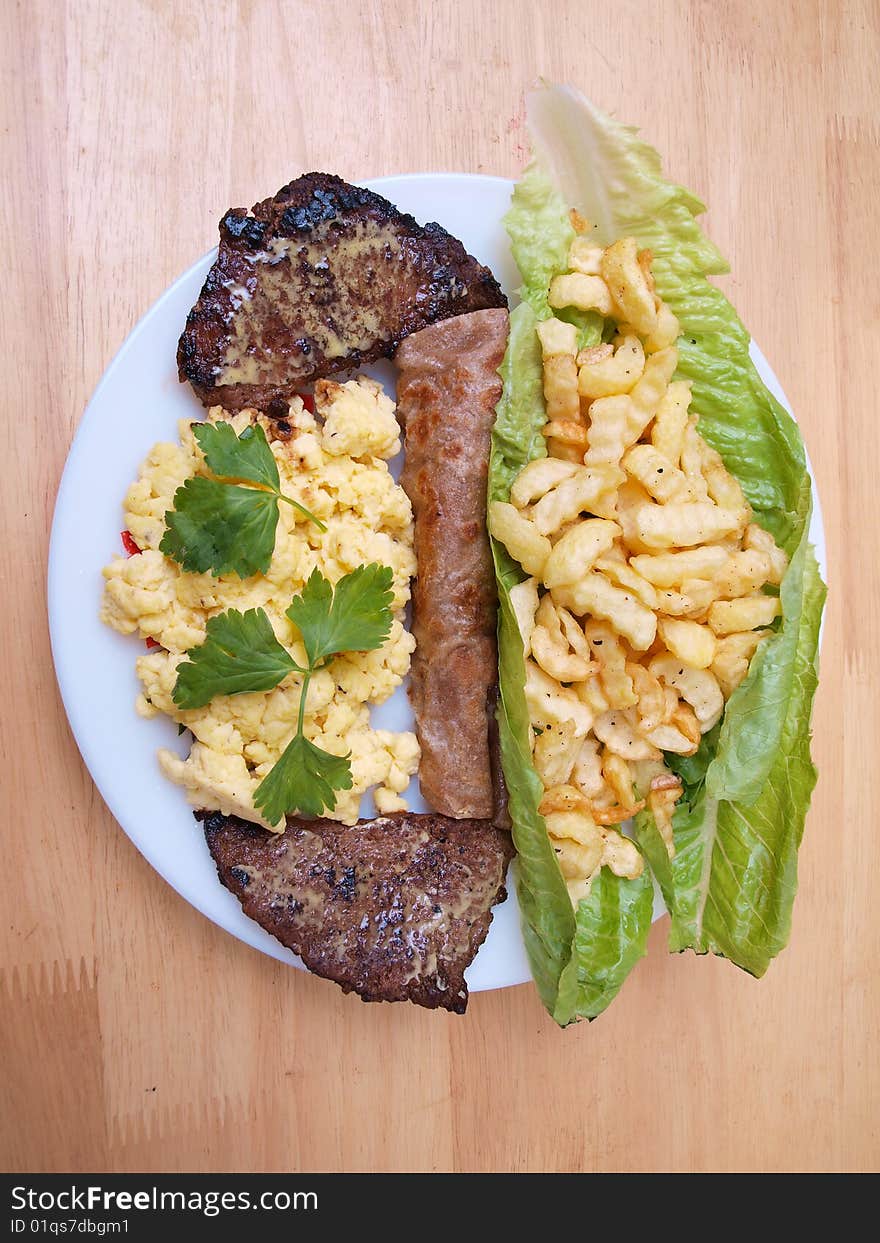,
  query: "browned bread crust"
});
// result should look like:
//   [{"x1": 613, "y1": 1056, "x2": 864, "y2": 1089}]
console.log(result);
[{"x1": 178, "y1": 173, "x2": 507, "y2": 411}]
